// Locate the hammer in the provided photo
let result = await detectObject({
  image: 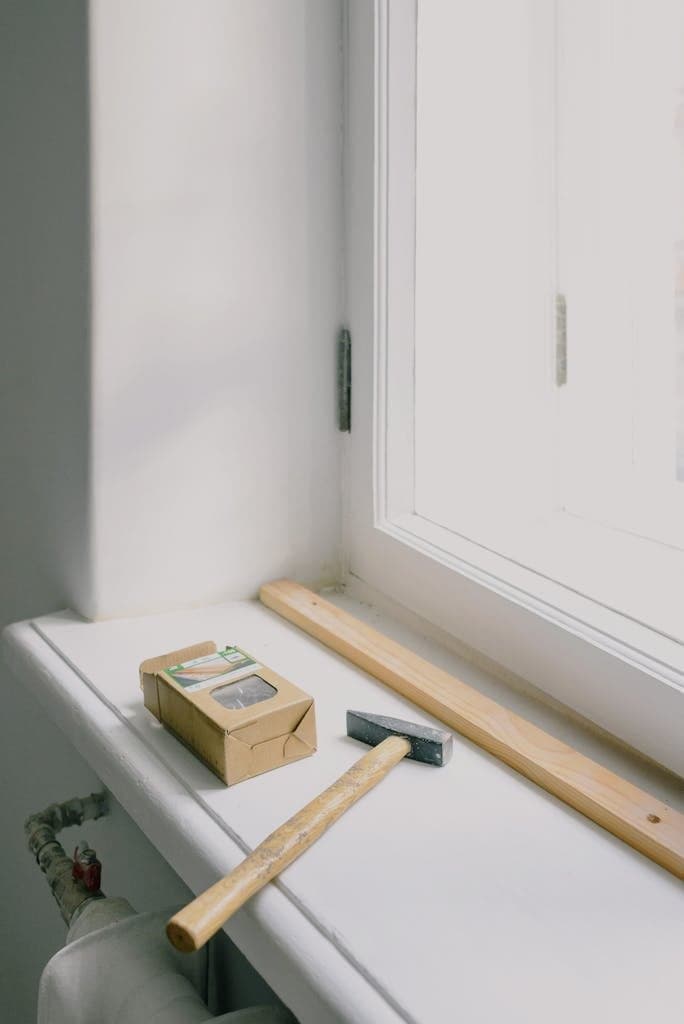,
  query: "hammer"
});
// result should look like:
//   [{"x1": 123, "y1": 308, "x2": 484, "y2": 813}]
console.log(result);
[{"x1": 167, "y1": 710, "x2": 453, "y2": 952}]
